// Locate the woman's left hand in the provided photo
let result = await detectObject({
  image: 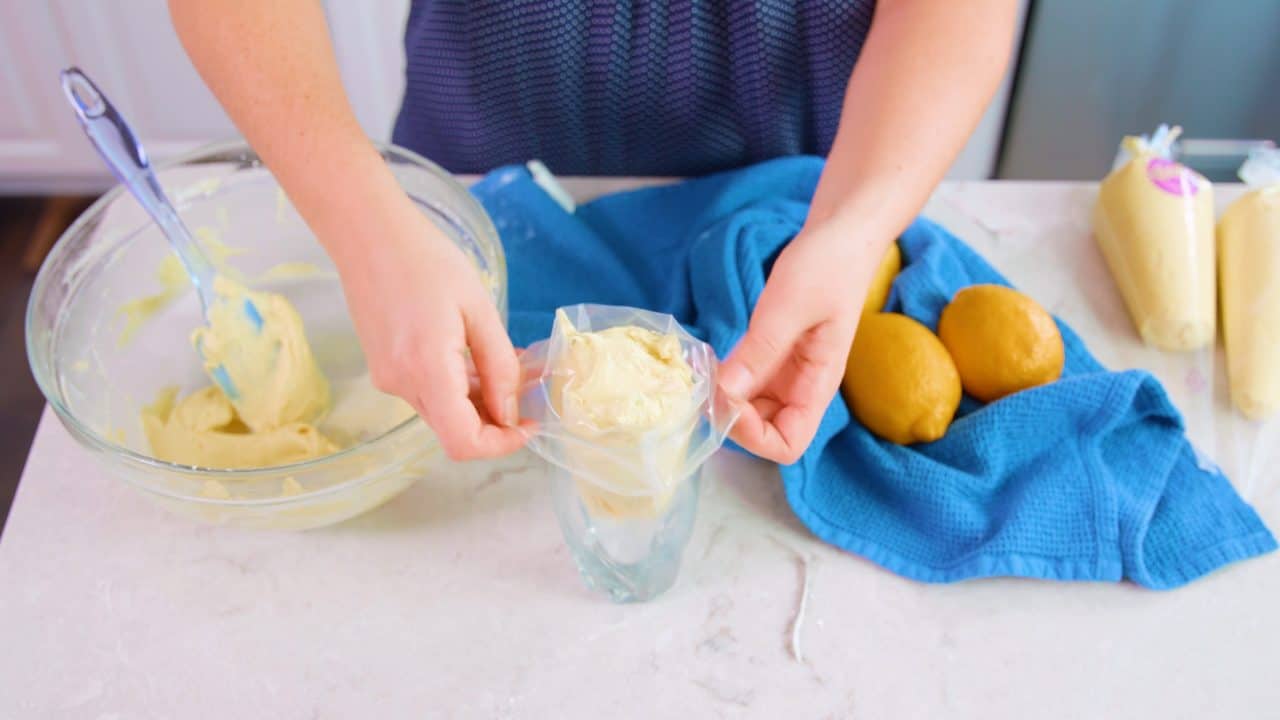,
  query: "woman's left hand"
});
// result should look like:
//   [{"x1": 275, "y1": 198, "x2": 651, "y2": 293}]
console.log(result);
[
  {"x1": 712, "y1": 0, "x2": 1019, "y2": 466},
  {"x1": 717, "y1": 222, "x2": 876, "y2": 464}
]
